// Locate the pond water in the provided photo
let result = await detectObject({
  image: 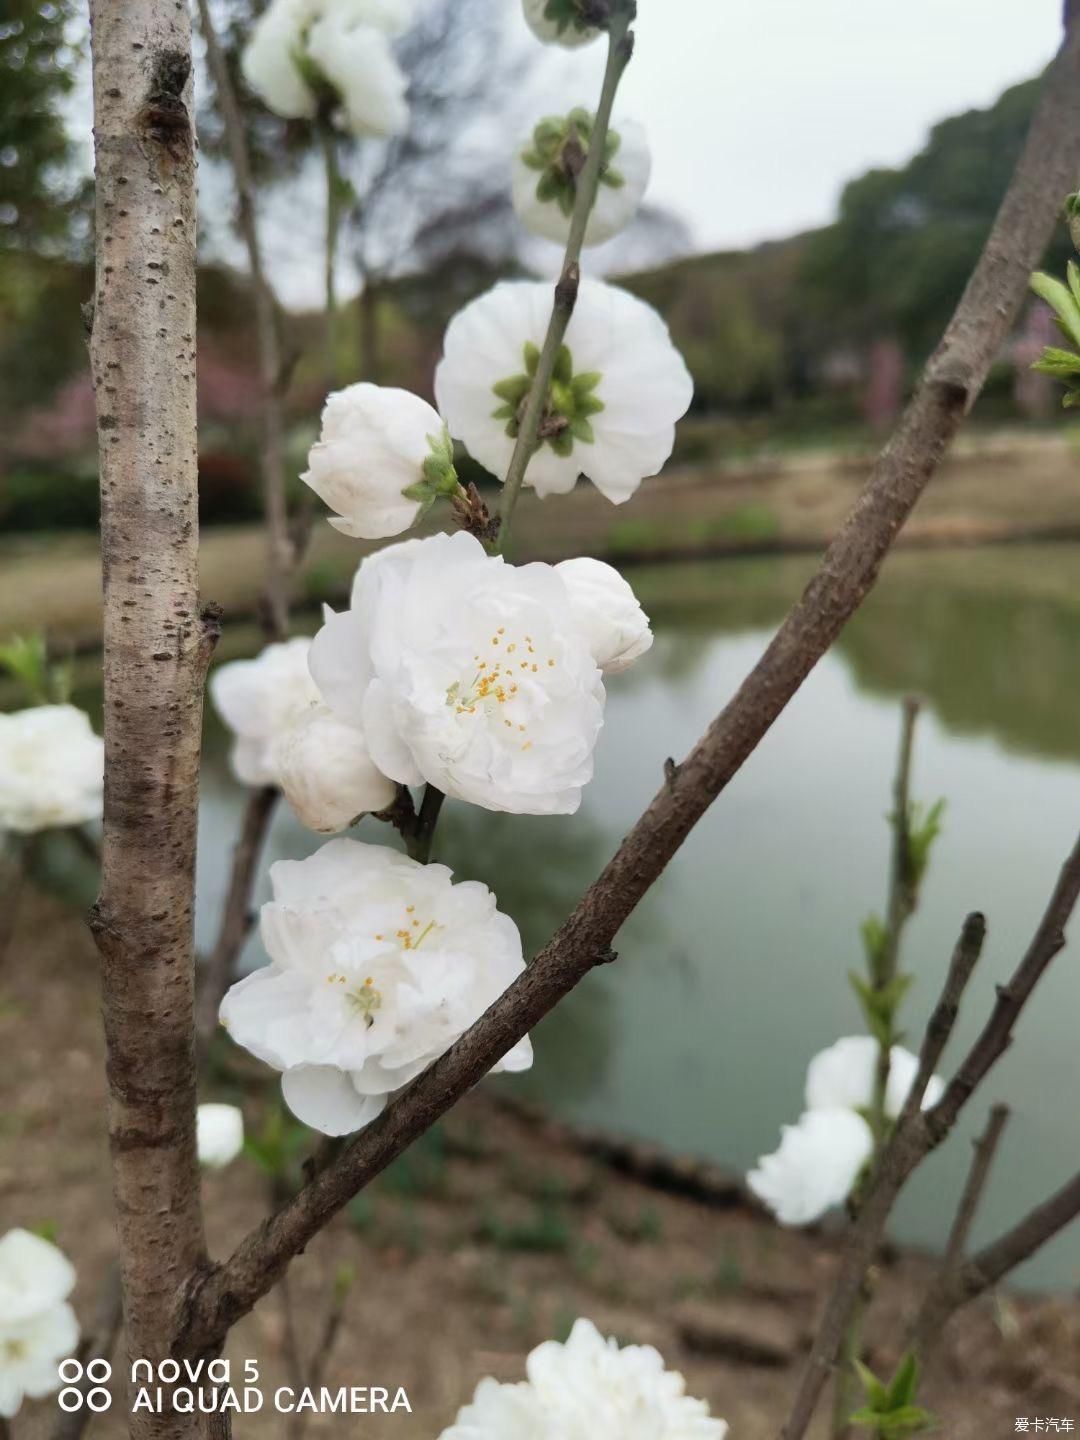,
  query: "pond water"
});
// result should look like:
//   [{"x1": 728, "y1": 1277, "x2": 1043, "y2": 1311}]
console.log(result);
[{"x1": 63, "y1": 545, "x2": 1080, "y2": 1287}]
